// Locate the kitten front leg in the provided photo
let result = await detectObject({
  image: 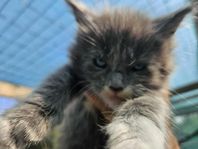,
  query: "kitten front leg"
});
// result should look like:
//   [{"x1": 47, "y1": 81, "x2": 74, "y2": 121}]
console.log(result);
[
  {"x1": 106, "y1": 93, "x2": 169, "y2": 149},
  {"x1": 59, "y1": 98, "x2": 107, "y2": 149},
  {"x1": 0, "y1": 65, "x2": 79, "y2": 149}
]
